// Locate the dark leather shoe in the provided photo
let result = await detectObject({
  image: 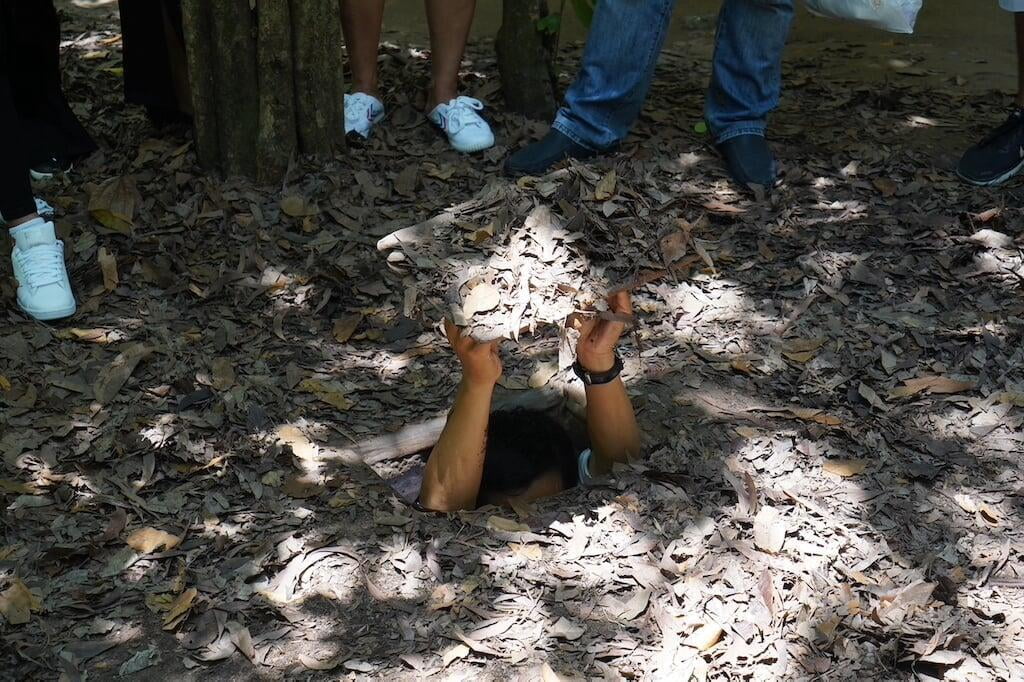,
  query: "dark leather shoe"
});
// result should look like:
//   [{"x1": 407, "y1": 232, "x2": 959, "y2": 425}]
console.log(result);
[
  {"x1": 716, "y1": 134, "x2": 777, "y2": 189},
  {"x1": 503, "y1": 129, "x2": 601, "y2": 177}
]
